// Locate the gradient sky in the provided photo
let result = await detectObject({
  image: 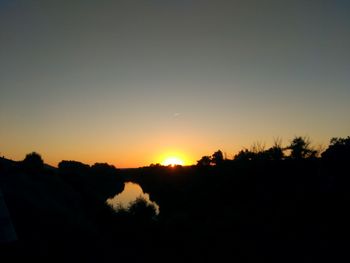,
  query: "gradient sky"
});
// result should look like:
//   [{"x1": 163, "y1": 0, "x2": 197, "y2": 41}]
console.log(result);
[{"x1": 1, "y1": 0, "x2": 349, "y2": 167}]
